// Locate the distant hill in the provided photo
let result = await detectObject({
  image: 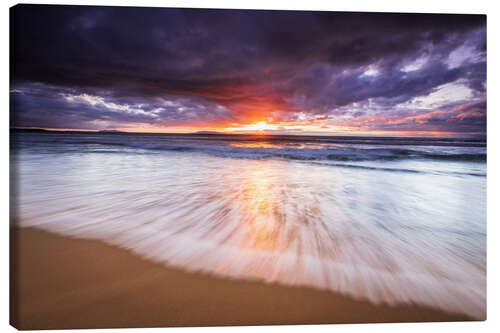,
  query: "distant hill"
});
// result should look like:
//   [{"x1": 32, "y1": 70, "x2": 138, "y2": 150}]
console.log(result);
[
  {"x1": 10, "y1": 128, "x2": 127, "y2": 134},
  {"x1": 11, "y1": 127, "x2": 50, "y2": 132},
  {"x1": 192, "y1": 131, "x2": 222, "y2": 135}
]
